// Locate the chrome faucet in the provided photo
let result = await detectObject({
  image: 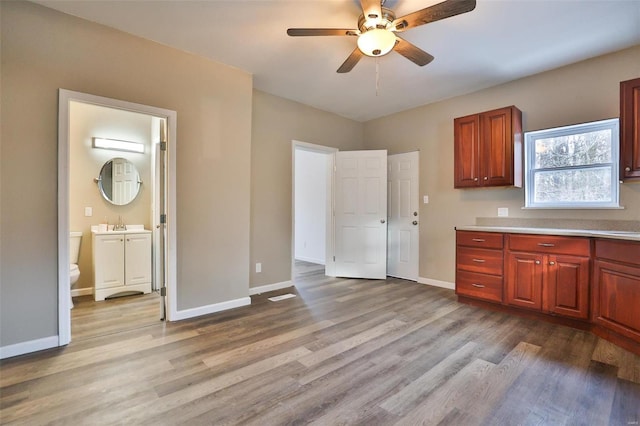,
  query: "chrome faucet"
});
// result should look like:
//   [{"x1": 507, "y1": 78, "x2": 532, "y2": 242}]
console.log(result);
[{"x1": 114, "y1": 215, "x2": 127, "y2": 231}]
